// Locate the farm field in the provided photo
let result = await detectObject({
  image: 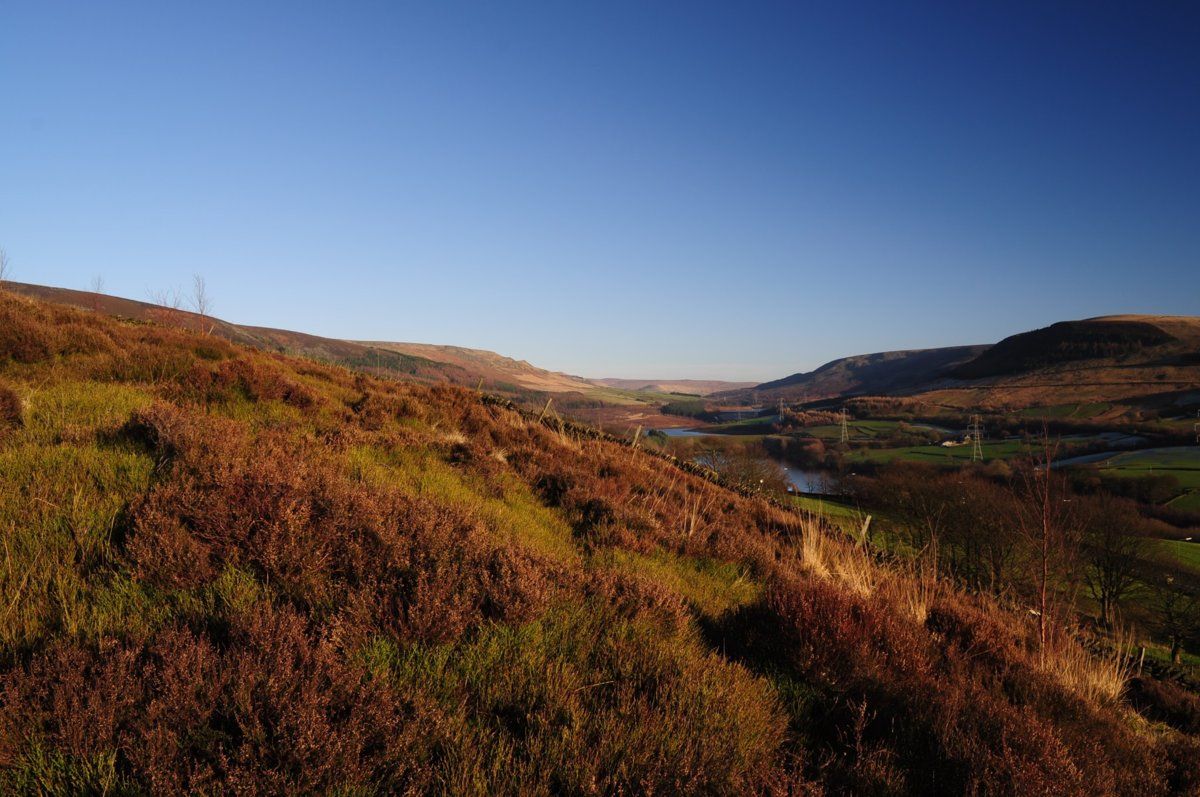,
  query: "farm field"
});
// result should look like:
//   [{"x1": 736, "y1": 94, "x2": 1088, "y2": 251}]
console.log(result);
[
  {"x1": 1091, "y1": 447, "x2": 1200, "y2": 487},
  {"x1": 846, "y1": 437, "x2": 1031, "y2": 464},
  {"x1": 799, "y1": 419, "x2": 930, "y2": 441},
  {"x1": 1079, "y1": 446, "x2": 1200, "y2": 514},
  {"x1": 1155, "y1": 539, "x2": 1200, "y2": 575}
]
